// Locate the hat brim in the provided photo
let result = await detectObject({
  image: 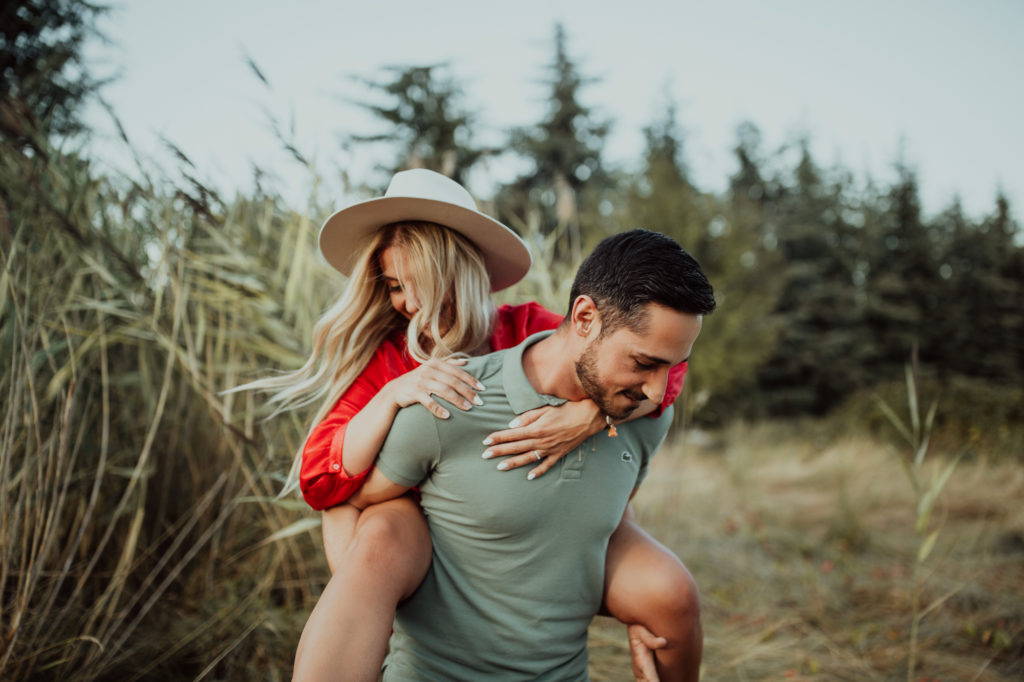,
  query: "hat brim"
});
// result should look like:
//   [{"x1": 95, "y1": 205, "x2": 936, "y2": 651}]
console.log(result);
[{"x1": 318, "y1": 196, "x2": 532, "y2": 292}]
